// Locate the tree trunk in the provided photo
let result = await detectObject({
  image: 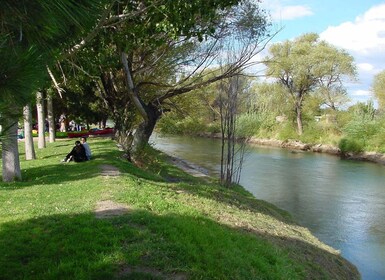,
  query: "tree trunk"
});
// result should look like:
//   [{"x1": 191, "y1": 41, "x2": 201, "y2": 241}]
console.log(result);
[
  {"x1": 23, "y1": 104, "x2": 36, "y2": 160},
  {"x1": 131, "y1": 104, "x2": 161, "y2": 157},
  {"x1": 2, "y1": 117, "x2": 22, "y2": 182},
  {"x1": 218, "y1": 76, "x2": 245, "y2": 187},
  {"x1": 295, "y1": 96, "x2": 304, "y2": 135},
  {"x1": 47, "y1": 93, "x2": 56, "y2": 143},
  {"x1": 36, "y1": 91, "x2": 46, "y2": 148},
  {"x1": 120, "y1": 51, "x2": 162, "y2": 158}
]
